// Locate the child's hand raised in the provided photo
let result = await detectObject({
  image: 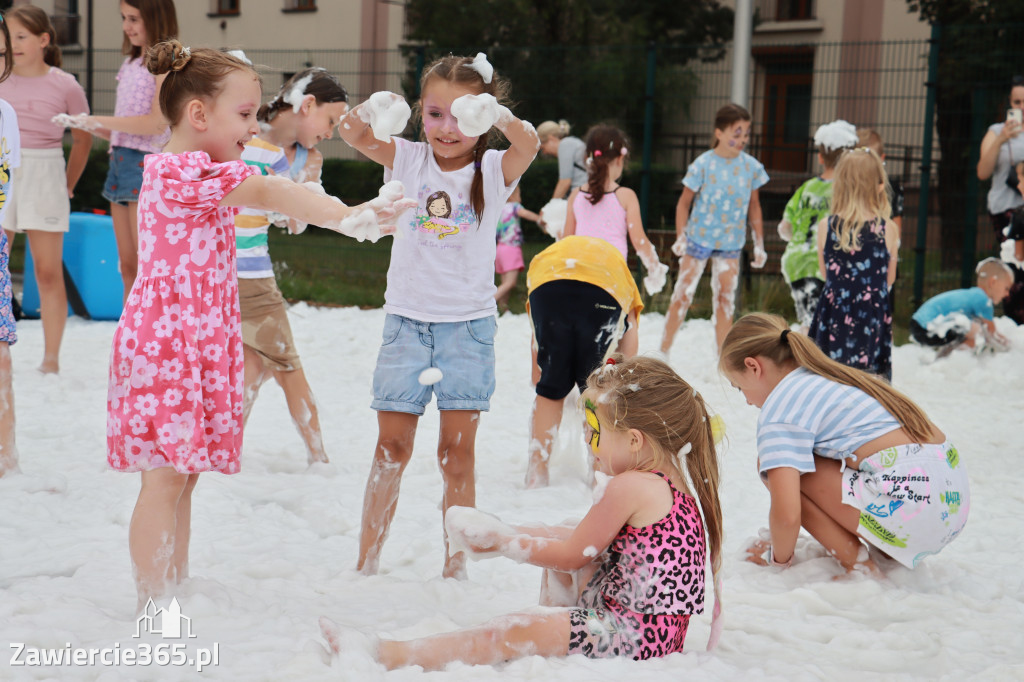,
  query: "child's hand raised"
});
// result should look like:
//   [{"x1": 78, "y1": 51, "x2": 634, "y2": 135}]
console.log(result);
[
  {"x1": 451, "y1": 93, "x2": 514, "y2": 137},
  {"x1": 354, "y1": 91, "x2": 411, "y2": 142}
]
